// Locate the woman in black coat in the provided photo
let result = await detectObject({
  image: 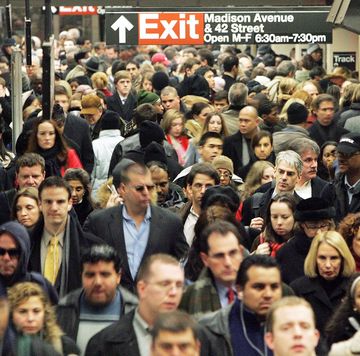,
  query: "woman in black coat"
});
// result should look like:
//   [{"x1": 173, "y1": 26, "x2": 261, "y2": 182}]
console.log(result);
[
  {"x1": 276, "y1": 197, "x2": 336, "y2": 284},
  {"x1": 326, "y1": 273, "x2": 360, "y2": 347},
  {"x1": 290, "y1": 230, "x2": 355, "y2": 334},
  {"x1": 63, "y1": 168, "x2": 94, "y2": 226}
]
